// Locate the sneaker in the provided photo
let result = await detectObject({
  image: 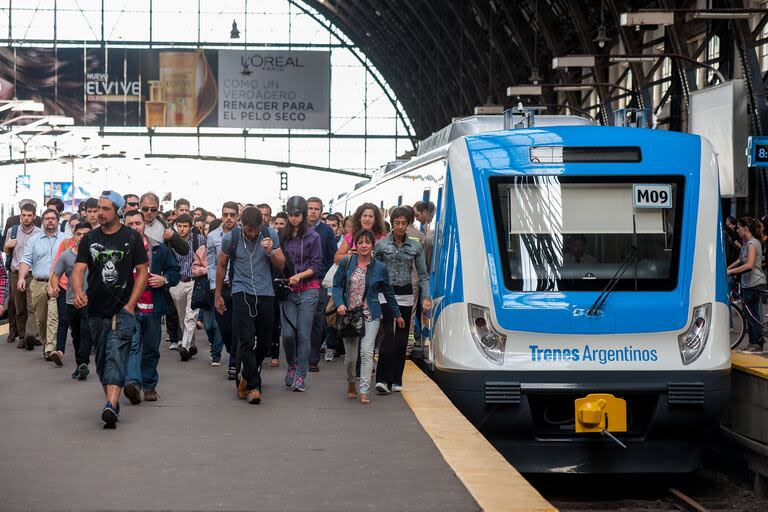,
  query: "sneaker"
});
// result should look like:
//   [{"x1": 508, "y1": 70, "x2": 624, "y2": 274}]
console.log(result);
[
  {"x1": 101, "y1": 402, "x2": 118, "y2": 427},
  {"x1": 189, "y1": 345, "x2": 198, "y2": 357},
  {"x1": 143, "y1": 388, "x2": 158, "y2": 401},
  {"x1": 76, "y1": 363, "x2": 89, "y2": 380},
  {"x1": 169, "y1": 342, "x2": 179, "y2": 351},
  {"x1": 324, "y1": 349, "x2": 335, "y2": 362},
  {"x1": 285, "y1": 365, "x2": 296, "y2": 387},
  {"x1": 24, "y1": 335, "x2": 35, "y2": 351},
  {"x1": 50, "y1": 351, "x2": 63, "y2": 367},
  {"x1": 292, "y1": 376, "x2": 306, "y2": 392},
  {"x1": 375, "y1": 382, "x2": 391, "y2": 395},
  {"x1": 123, "y1": 382, "x2": 142, "y2": 405},
  {"x1": 71, "y1": 369, "x2": 79, "y2": 379},
  {"x1": 228, "y1": 366, "x2": 237, "y2": 380},
  {"x1": 211, "y1": 359, "x2": 221, "y2": 367},
  {"x1": 308, "y1": 363, "x2": 319, "y2": 373},
  {"x1": 179, "y1": 346, "x2": 190, "y2": 362},
  {"x1": 43, "y1": 351, "x2": 52, "y2": 361},
  {"x1": 391, "y1": 384, "x2": 402, "y2": 392}
]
